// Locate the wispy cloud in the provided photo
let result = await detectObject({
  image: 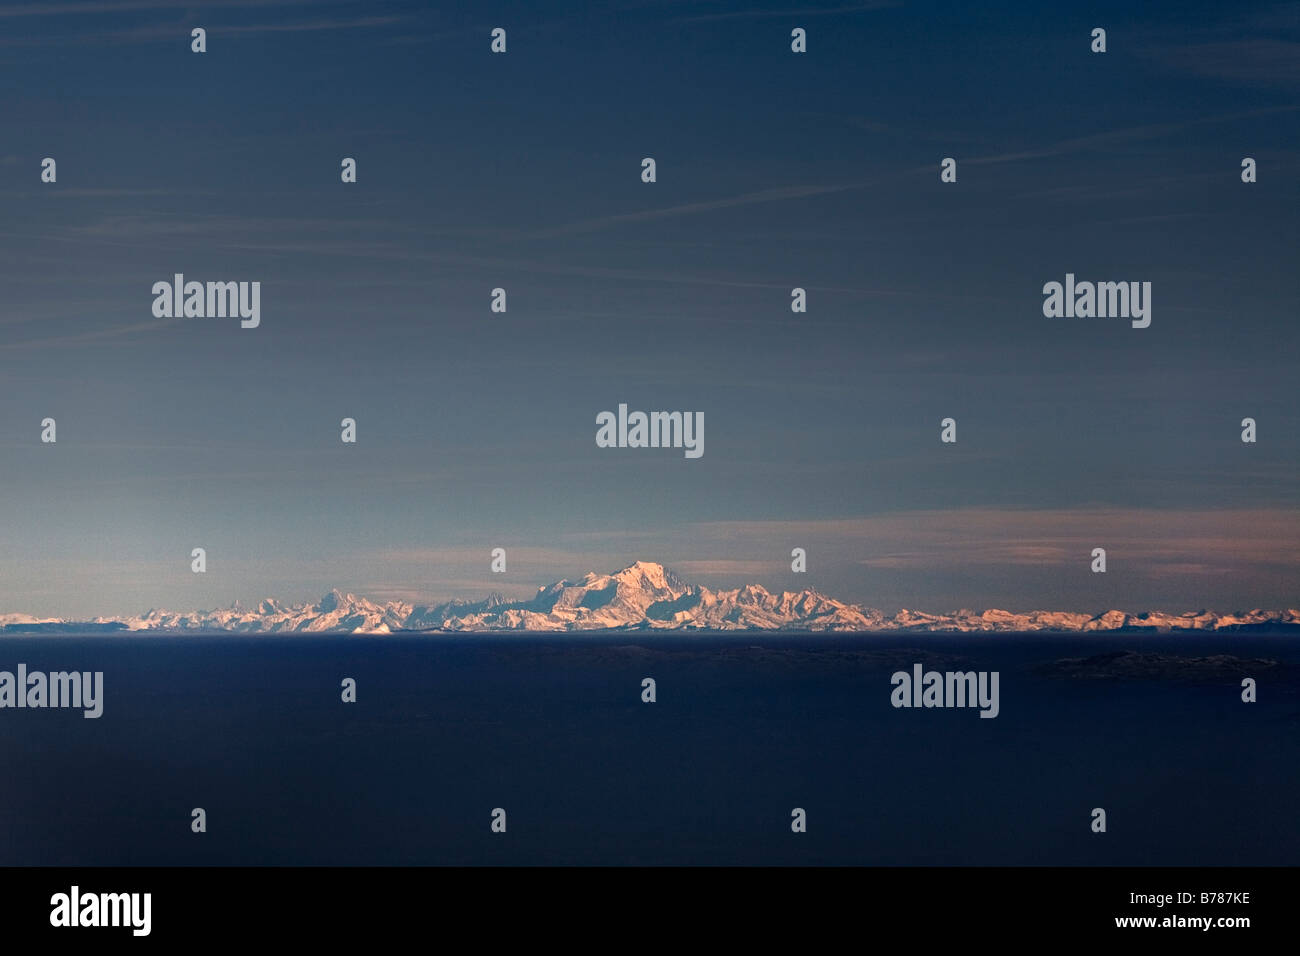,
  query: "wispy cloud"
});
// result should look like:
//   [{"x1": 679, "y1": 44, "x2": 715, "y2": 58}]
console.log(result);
[
  {"x1": 963, "y1": 105, "x2": 1300, "y2": 167},
  {"x1": 695, "y1": 509, "x2": 1300, "y2": 570},
  {"x1": 0, "y1": 188, "x2": 191, "y2": 199},
  {"x1": 0, "y1": 317, "x2": 186, "y2": 351},
  {"x1": 0, "y1": 0, "x2": 353, "y2": 16},
  {"x1": 675, "y1": 1, "x2": 898, "y2": 24},
  {"x1": 0, "y1": 12, "x2": 404, "y2": 46},
  {"x1": 178, "y1": 16, "x2": 403, "y2": 36},
  {"x1": 28, "y1": 212, "x2": 917, "y2": 298},
  {"x1": 519, "y1": 182, "x2": 874, "y2": 239},
  {"x1": 1147, "y1": 38, "x2": 1300, "y2": 86},
  {"x1": 522, "y1": 105, "x2": 1299, "y2": 239},
  {"x1": 1137, "y1": 5, "x2": 1300, "y2": 88}
]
